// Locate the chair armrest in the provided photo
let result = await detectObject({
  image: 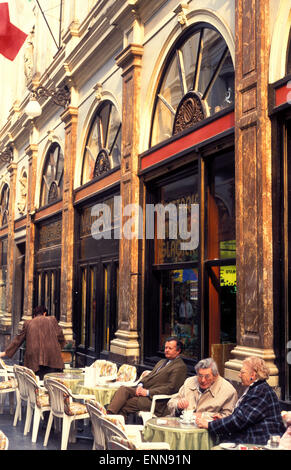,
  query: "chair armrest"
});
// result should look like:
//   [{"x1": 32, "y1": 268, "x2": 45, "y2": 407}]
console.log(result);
[{"x1": 150, "y1": 394, "x2": 174, "y2": 414}]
